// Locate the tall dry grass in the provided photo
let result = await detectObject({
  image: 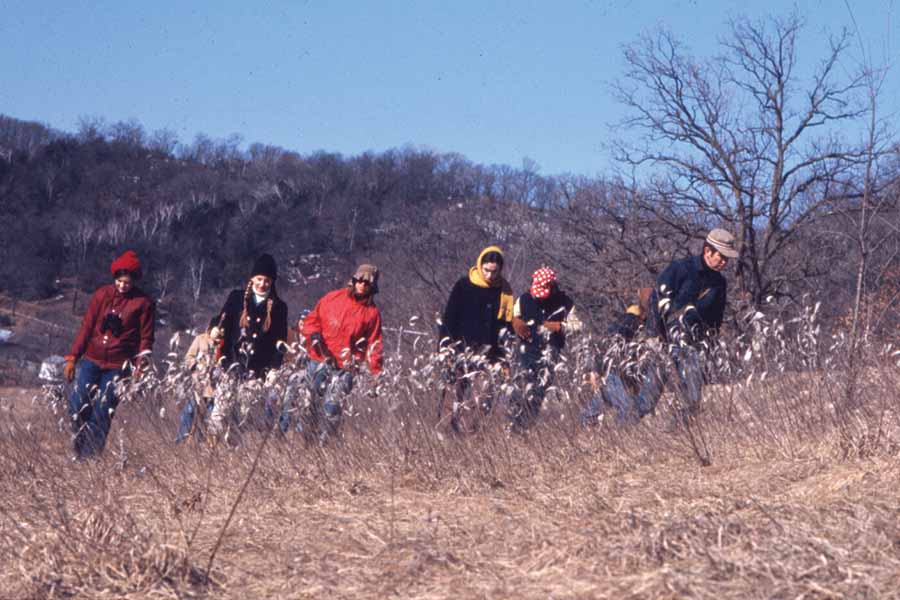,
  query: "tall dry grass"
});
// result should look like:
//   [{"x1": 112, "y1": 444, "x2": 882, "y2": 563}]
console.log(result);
[{"x1": 2, "y1": 306, "x2": 900, "y2": 598}]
